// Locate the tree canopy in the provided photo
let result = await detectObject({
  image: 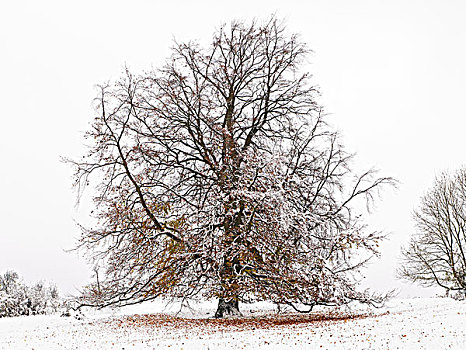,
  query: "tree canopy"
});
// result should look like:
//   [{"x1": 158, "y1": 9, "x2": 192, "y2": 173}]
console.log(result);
[{"x1": 69, "y1": 17, "x2": 394, "y2": 317}]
